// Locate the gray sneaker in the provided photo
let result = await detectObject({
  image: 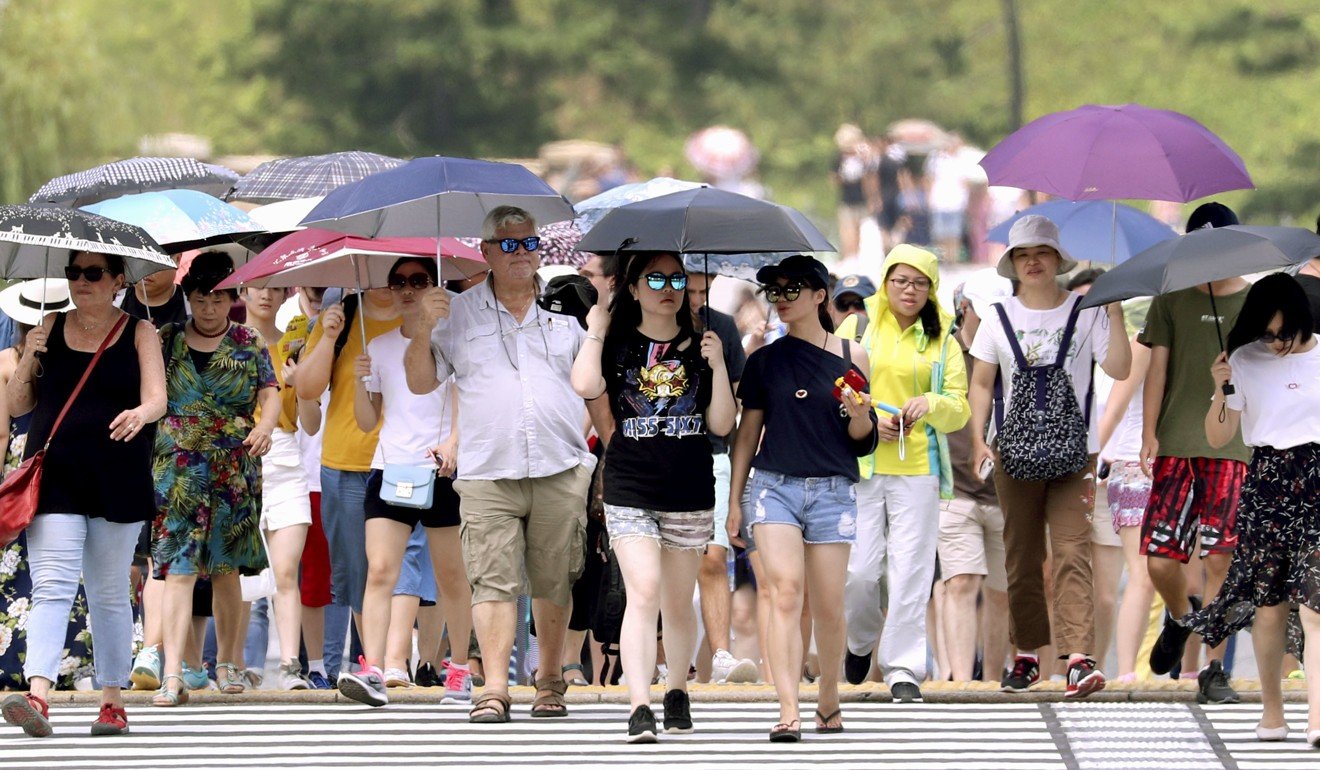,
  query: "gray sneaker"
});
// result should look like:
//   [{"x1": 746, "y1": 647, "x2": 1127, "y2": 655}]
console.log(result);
[
  {"x1": 338, "y1": 665, "x2": 388, "y2": 707},
  {"x1": 278, "y1": 662, "x2": 309, "y2": 691},
  {"x1": 1197, "y1": 660, "x2": 1240, "y2": 704}
]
